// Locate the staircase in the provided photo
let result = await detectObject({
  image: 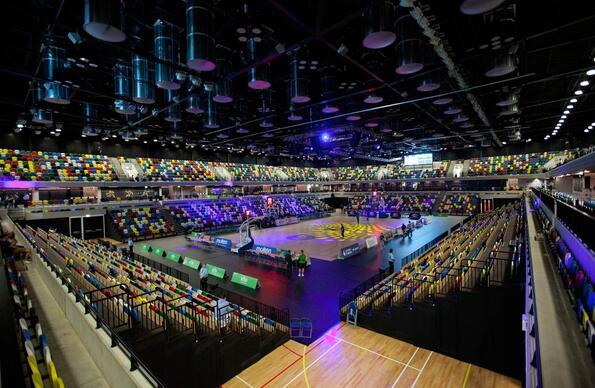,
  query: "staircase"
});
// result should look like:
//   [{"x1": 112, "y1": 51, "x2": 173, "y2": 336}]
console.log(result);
[
  {"x1": 160, "y1": 205, "x2": 186, "y2": 235},
  {"x1": 432, "y1": 194, "x2": 445, "y2": 214},
  {"x1": 109, "y1": 157, "x2": 129, "y2": 181}
]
